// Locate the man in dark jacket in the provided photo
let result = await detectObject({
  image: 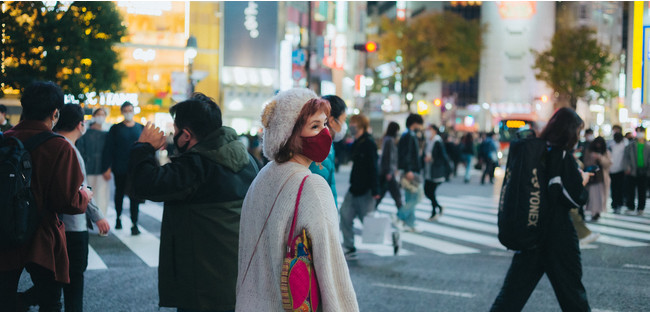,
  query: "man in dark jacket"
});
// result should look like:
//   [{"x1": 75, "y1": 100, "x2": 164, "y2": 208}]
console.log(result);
[
  {"x1": 128, "y1": 93, "x2": 258, "y2": 312},
  {"x1": 102, "y1": 101, "x2": 144, "y2": 235},
  {"x1": 397, "y1": 113, "x2": 424, "y2": 232},
  {"x1": 340, "y1": 114, "x2": 380, "y2": 259},
  {"x1": 0, "y1": 81, "x2": 91, "y2": 311}
]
